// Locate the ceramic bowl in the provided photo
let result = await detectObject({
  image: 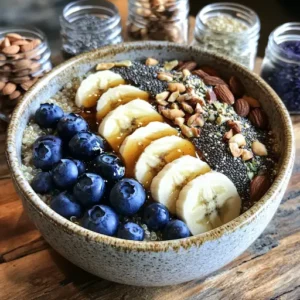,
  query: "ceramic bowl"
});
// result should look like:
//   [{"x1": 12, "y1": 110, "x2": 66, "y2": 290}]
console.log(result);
[{"x1": 6, "y1": 42, "x2": 295, "y2": 286}]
